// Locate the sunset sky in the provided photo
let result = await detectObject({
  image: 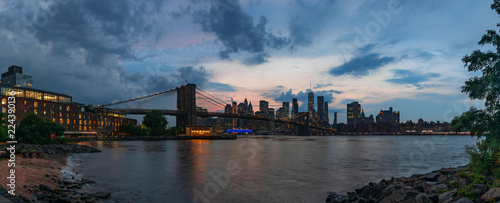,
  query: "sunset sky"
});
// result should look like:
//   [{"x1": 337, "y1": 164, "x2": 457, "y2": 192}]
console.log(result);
[{"x1": 0, "y1": 0, "x2": 497, "y2": 123}]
